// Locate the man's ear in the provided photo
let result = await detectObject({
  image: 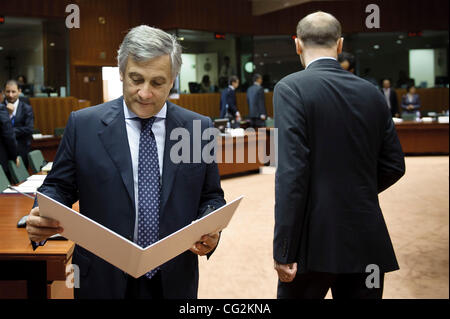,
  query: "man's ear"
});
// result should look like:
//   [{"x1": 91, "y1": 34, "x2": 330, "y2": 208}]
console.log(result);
[
  {"x1": 295, "y1": 38, "x2": 303, "y2": 56},
  {"x1": 337, "y1": 37, "x2": 344, "y2": 55},
  {"x1": 119, "y1": 71, "x2": 124, "y2": 82}
]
